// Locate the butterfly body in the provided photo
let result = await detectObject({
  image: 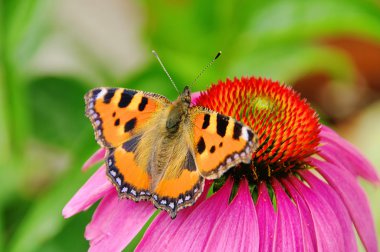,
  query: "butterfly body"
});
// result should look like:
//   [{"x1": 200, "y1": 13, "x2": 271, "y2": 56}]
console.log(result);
[{"x1": 85, "y1": 86, "x2": 258, "y2": 218}]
